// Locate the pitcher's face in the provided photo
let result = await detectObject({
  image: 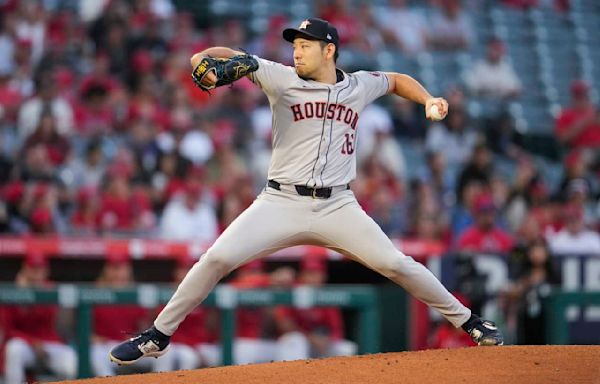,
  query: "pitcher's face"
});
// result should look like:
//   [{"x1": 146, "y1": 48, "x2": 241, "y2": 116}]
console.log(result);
[{"x1": 292, "y1": 37, "x2": 327, "y2": 78}]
